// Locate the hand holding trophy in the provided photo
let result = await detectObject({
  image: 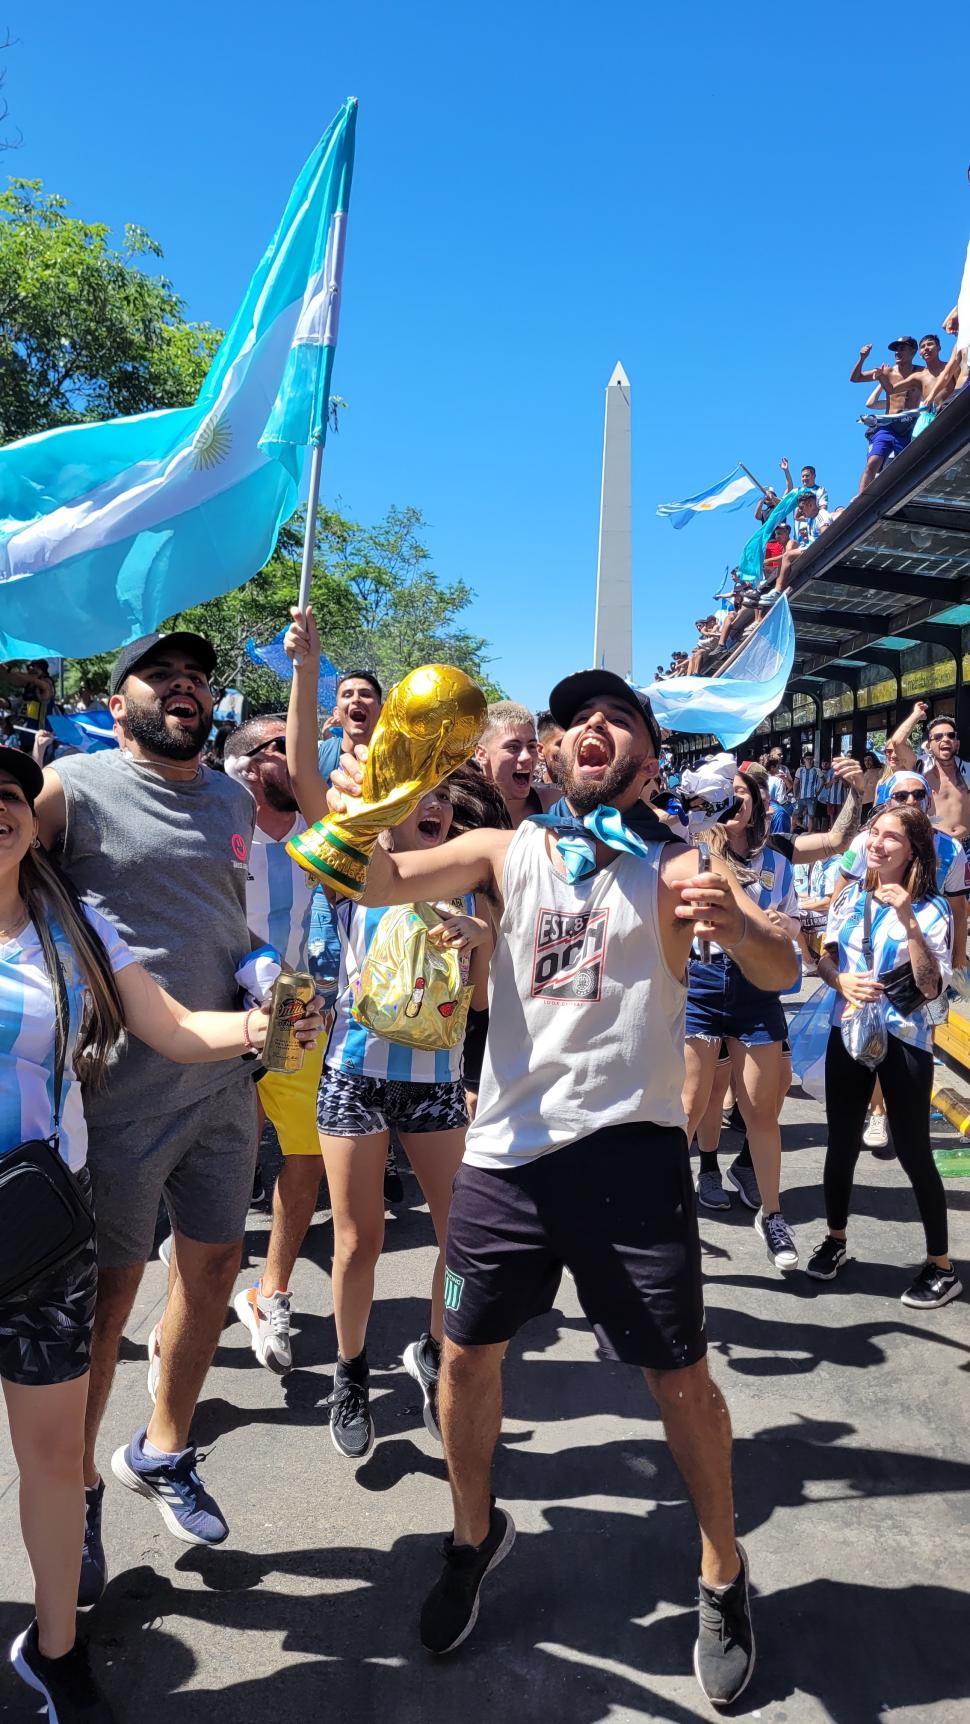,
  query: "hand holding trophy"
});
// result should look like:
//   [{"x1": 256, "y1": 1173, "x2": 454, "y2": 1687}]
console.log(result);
[{"x1": 286, "y1": 614, "x2": 487, "y2": 899}]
